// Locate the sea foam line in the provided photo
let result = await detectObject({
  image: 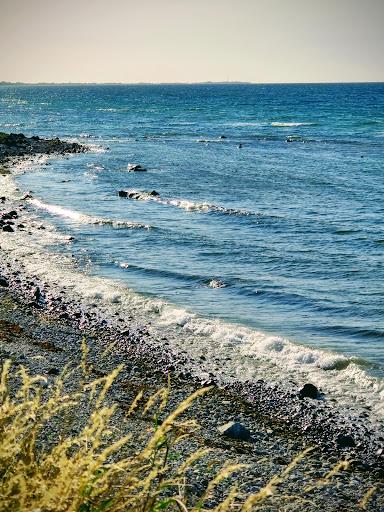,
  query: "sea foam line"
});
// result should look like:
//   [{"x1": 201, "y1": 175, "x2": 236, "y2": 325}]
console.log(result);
[
  {"x1": 271, "y1": 121, "x2": 315, "y2": 127},
  {"x1": 119, "y1": 189, "x2": 256, "y2": 217},
  {"x1": 0, "y1": 210, "x2": 383, "y2": 424},
  {"x1": 29, "y1": 198, "x2": 150, "y2": 229}
]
